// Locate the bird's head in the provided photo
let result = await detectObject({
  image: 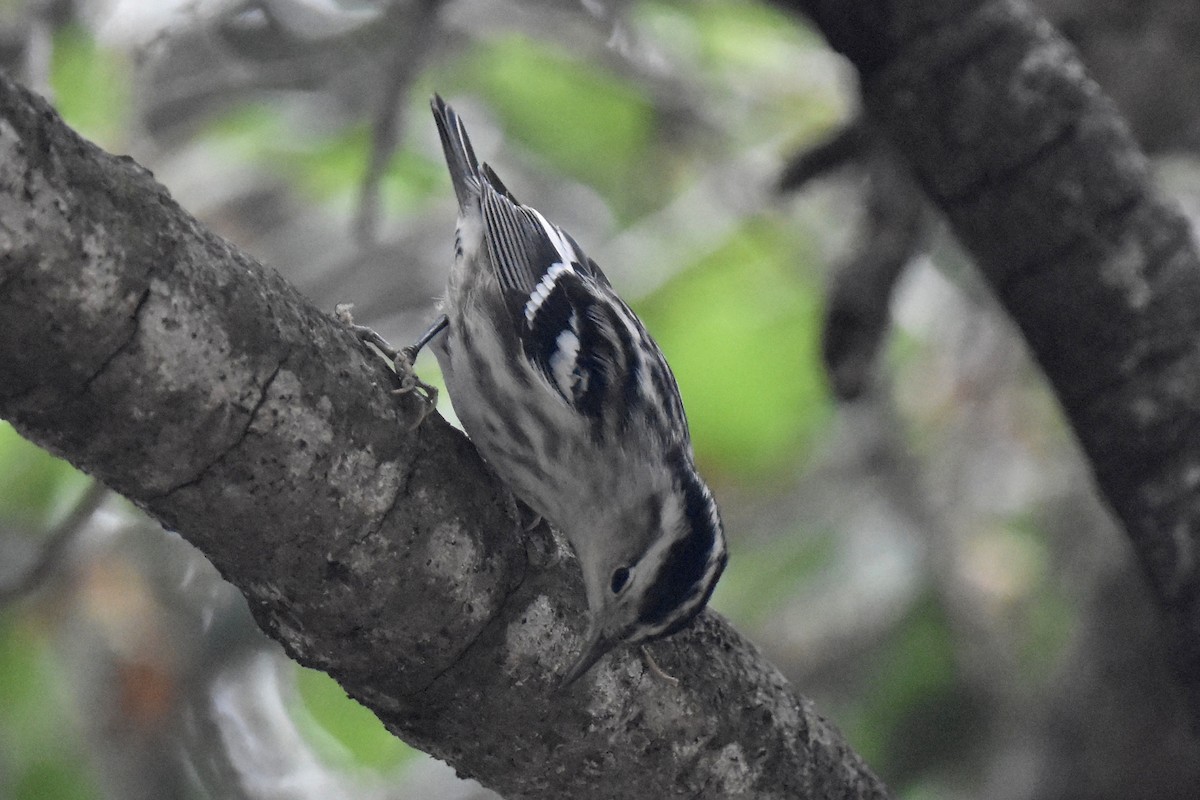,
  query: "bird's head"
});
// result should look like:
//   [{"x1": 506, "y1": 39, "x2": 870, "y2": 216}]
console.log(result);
[{"x1": 561, "y1": 454, "x2": 727, "y2": 686}]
